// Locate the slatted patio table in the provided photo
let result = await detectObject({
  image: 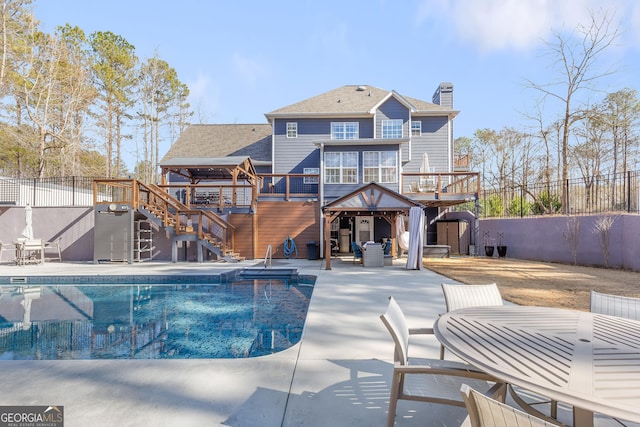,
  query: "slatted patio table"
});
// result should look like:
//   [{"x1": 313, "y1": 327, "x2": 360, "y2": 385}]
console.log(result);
[{"x1": 434, "y1": 305, "x2": 640, "y2": 427}]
